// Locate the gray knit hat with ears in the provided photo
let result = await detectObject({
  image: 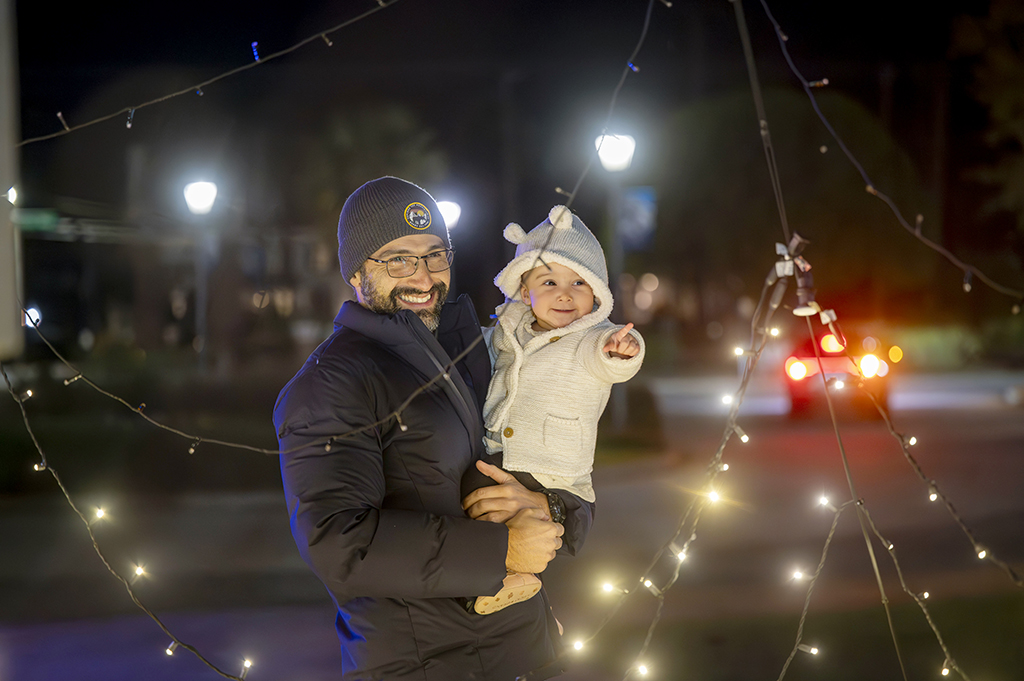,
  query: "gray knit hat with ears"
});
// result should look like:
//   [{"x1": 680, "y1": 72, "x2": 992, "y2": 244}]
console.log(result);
[
  {"x1": 494, "y1": 205, "x2": 614, "y2": 317},
  {"x1": 337, "y1": 176, "x2": 451, "y2": 282}
]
